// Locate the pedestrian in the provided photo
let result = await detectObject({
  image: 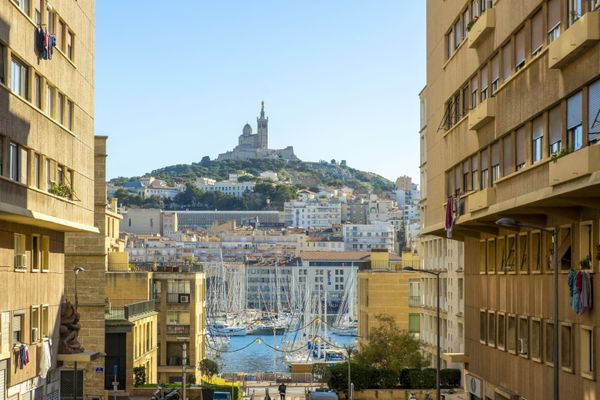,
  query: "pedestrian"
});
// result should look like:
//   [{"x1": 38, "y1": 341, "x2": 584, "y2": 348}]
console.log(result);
[
  {"x1": 278, "y1": 383, "x2": 287, "y2": 400},
  {"x1": 264, "y1": 387, "x2": 271, "y2": 400}
]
